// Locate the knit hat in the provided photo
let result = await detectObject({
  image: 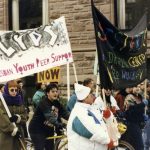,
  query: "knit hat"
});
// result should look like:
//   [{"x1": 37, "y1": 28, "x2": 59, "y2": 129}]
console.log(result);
[
  {"x1": 7, "y1": 80, "x2": 18, "y2": 88},
  {"x1": 74, "y1": 83, "x2": 91, "y2": 101}
]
